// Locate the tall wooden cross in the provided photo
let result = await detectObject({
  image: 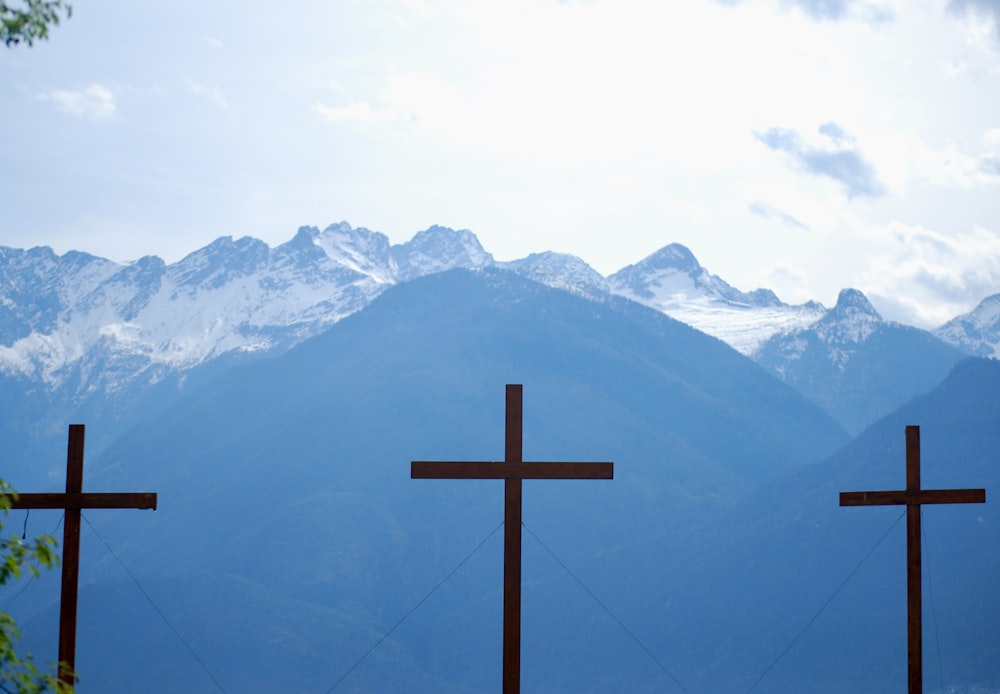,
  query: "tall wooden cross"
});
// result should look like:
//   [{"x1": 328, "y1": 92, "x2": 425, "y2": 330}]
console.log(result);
[
  {"x1": 840, "y1": 425, "x2": 985, "y2": 694},
  {"x1": 8, "y1": 424, "x2": 157, "y2": 688},
  {"x1": 411, "y1": 384, "x2": 613, "y2": 694}
]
